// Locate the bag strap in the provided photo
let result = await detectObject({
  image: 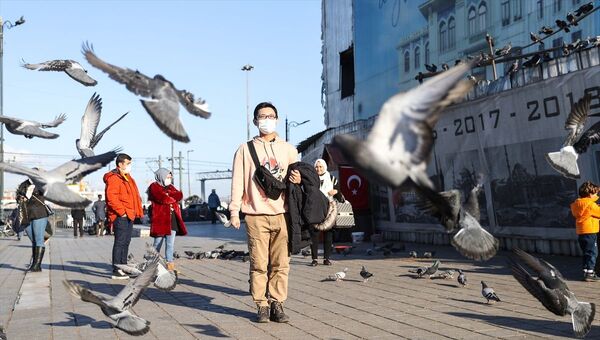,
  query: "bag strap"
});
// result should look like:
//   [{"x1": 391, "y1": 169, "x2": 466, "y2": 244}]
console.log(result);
[{"x1": 246, "y1": 141, "x2": 261, "y2": 169}]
